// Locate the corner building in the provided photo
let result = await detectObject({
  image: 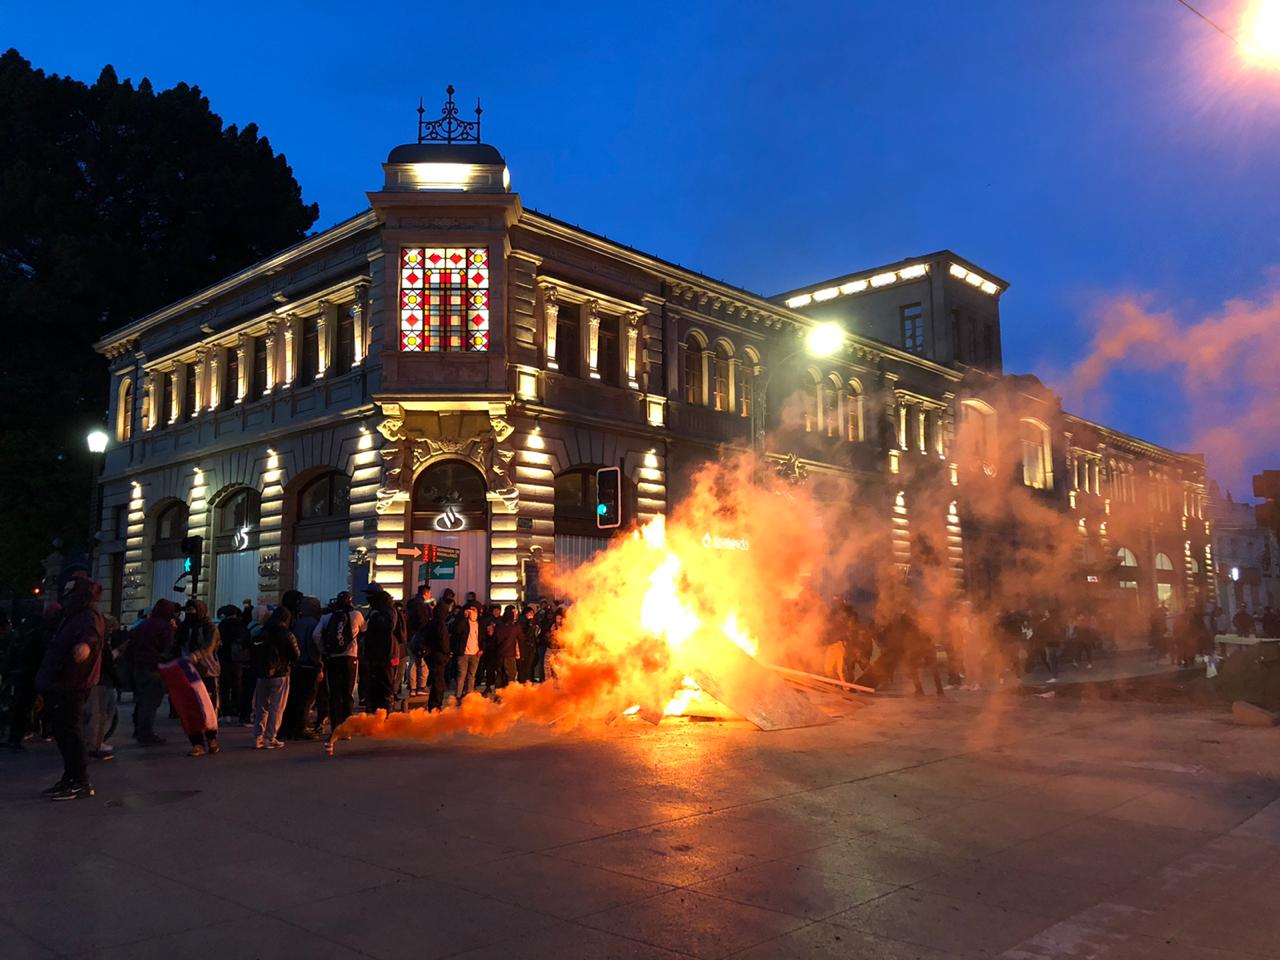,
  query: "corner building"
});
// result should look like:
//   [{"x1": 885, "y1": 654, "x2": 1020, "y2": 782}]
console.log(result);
[{"x1": 92, "y1": 97, "x2": 1213, "y2": 633}]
